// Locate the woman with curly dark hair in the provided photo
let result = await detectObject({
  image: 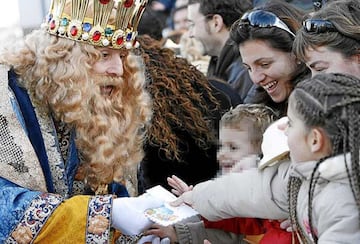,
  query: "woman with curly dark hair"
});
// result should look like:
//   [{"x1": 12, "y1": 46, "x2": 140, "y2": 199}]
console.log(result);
[{"x1": 137, "y1": 35, "x2": 239, "y2": 194}]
